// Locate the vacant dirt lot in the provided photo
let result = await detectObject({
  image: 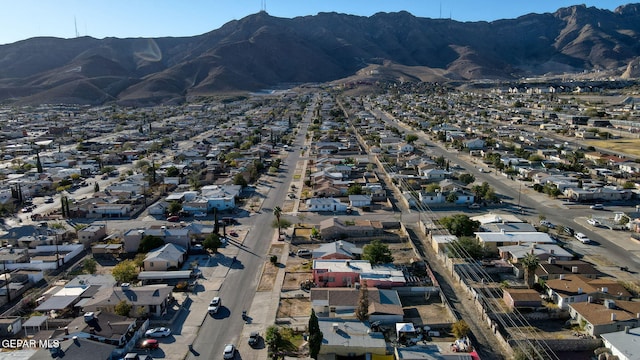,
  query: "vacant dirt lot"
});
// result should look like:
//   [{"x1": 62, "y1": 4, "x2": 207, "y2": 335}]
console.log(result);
[
  {"x1": 283, "y1": 272, "x2": 313, "y2": 291},
  {"x1": 257, "y1": 244, "x2": 285, "y2": 291},
  {"x1": 277, "y1": 298, "x2": 311, "y2": 318}
]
